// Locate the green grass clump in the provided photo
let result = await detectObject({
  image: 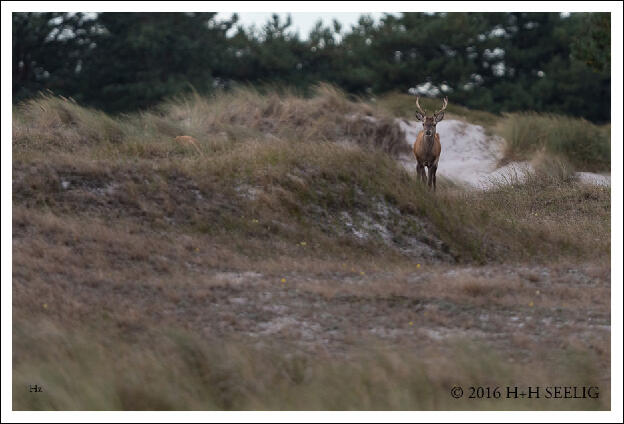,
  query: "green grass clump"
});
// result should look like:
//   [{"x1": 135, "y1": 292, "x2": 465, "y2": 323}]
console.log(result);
[{"x1": 495, "y1": 112, "x2": 610, "y2": 171}]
